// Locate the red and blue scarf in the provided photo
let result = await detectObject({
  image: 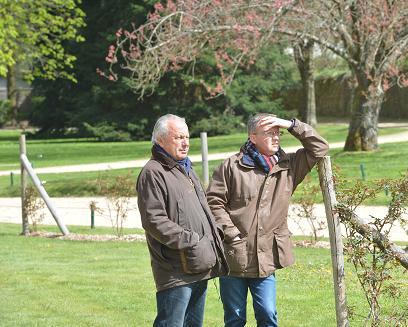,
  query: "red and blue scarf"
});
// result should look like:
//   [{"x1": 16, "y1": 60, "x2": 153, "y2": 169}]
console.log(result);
[{"x1": 242, "y1": 140, "x2": 280, "y2": 174}]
